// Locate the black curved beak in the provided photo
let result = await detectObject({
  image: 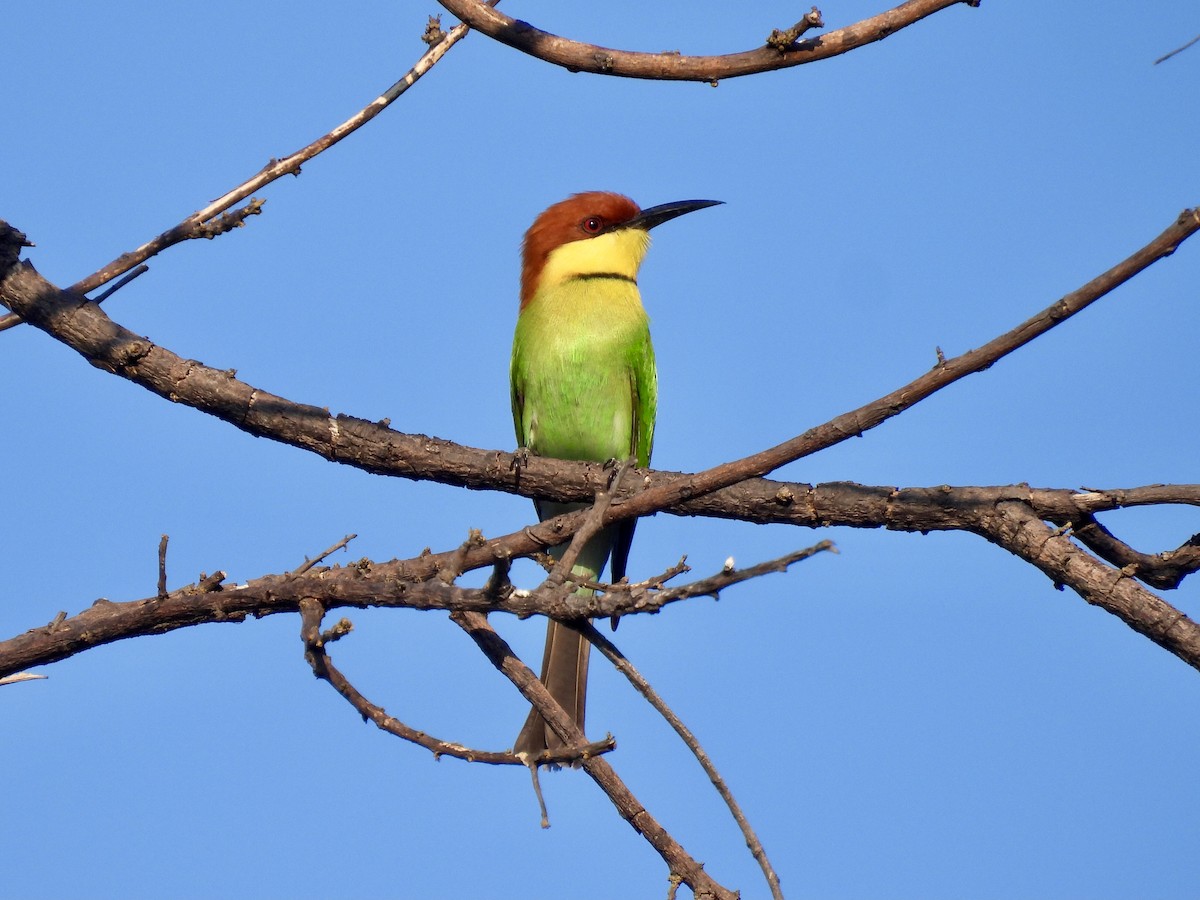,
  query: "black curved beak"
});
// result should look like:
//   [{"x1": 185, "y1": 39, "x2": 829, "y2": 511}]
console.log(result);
[{"x1": 627, "y1": 199, "x2": 724, "y2": 231}]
